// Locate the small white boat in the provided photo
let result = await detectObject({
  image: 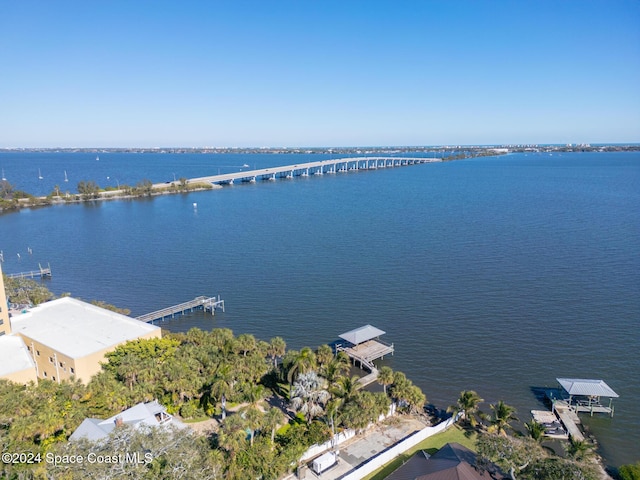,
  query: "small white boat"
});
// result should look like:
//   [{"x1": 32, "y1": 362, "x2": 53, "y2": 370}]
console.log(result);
[
  {"x1": 64, "y1": 170, "x2": 68, "y2": 182},
  {"x1": 242, "y1": 163, "x2": 250, "y2": 168},
  {"x1": 1, "y1": 169, "x2": 5, "y2": 181},
  {"x1": 96, "y1": 155, "x2": 100, "y2": 161},
  {"x1": 38, "y1": 169, "x2": 43, "y2": 179}
]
